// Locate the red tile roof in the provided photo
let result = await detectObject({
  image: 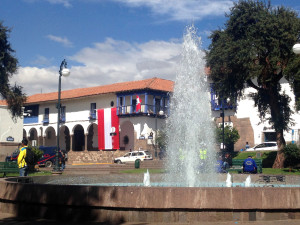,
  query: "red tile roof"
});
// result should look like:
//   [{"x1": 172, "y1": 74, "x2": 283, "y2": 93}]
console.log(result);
[
  {"x1": 25, "y1": 77, "x2": 174, "y2": 104},
  {"x1": 0, "y1": 100, "x2": 8, "y2": 106}
]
